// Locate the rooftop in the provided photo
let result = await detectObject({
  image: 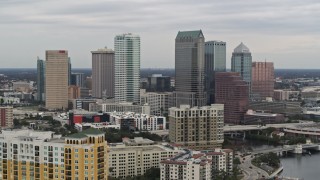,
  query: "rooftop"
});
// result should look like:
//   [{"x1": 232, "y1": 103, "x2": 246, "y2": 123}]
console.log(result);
[
  {"x1": 176, "y1": 30, "x2": 203, "y2": 39},
  {"x1": 234, "y1": 42, "x2": 250, "y2": 53},
  {"x1": 66, "y1": 128, "x2": 104, "y2": 139}
]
